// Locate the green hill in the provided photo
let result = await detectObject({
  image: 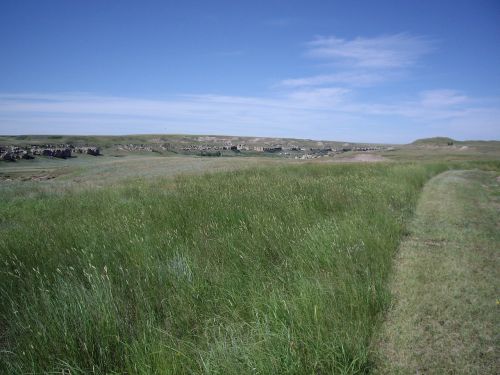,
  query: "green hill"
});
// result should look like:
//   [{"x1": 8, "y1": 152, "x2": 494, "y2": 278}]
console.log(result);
[{"x1": 411, "y1": 137, "x2": 457, "y2": 146}]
